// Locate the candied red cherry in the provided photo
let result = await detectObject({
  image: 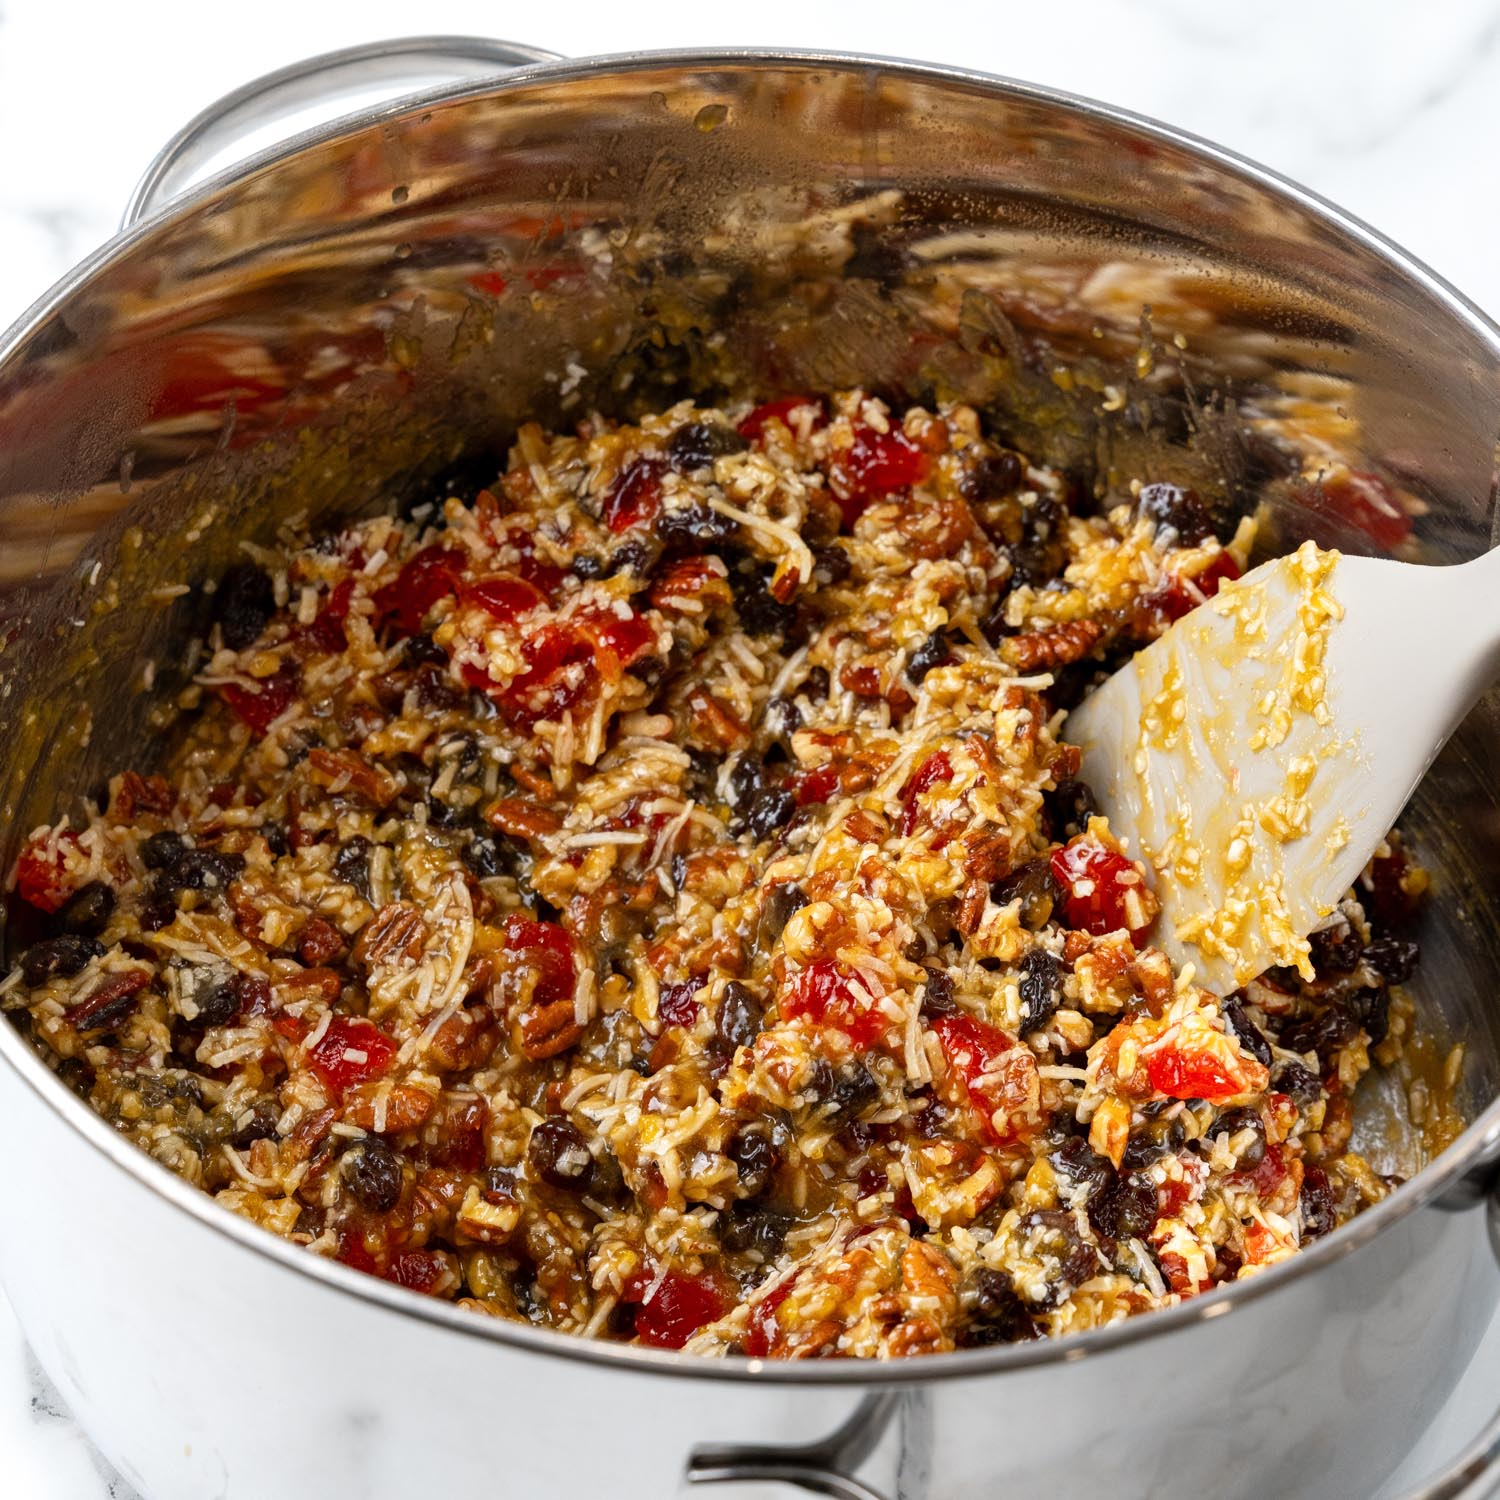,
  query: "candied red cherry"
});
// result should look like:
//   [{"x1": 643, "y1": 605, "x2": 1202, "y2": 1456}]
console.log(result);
[
  {"x1": 900, "y1": 750, "x2": 953, "y2": 837},
  {"x1": 373, "y1": 546, "x2": 466, "y2": 635},
  {"x1": 307, "y1": 1016, "x2": 398, "y2": 1097},
  {"x1": 736, "y1": 396, "x2": 824, "y2": 442},
  {"x1": 829, "y1": 424, "x2": 930, "y2": 528},
  {"x1": 15, "y1": 830, "x2": 85, "y2": 914},
  {"x1": 1050, "y1": 837, "x2": 1153, "y2": 942},
  {"x1": 462, "y1": 575, "x2": 548, "y2": 625},
  {"x1": 587, "y1": 607, "x2": 656, "y2": 681},
  {"x1": 658, "y1": 980, "x2": 704, "y2": 1028},
  {"x1": 1309, "y1": 469, "x2": 1412, "y2": 549},
  {"x1": 930, "y1": 1012, "x2": 1038, "y2": 1146},
  {"x1": 787, "y1": 764, "x2": 841, "y2": 807},
  {"x1": 601, "y1": 457, "x2": 666, "y2": 533},
  {"x1": 219, "y1": 665, "x2": 299, "y2": 734},
  {"x1": 780, "y1": 959, "x2": 888, "y2": 1048},
  {"x1": 297, "y1": 577, "x2": 355, "y2": 654},
  {"x1": 502, "y1": 914, "x2": 578, "y2": 1008},
  {"x1": 1152, "y1": 552, "x2": 1241, "y2": 624},
  {"x1": 623, "y1": 1267, "x2": 732, "y2": 1349}
]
